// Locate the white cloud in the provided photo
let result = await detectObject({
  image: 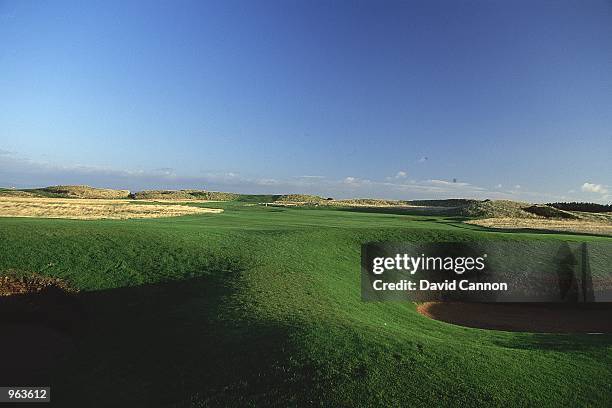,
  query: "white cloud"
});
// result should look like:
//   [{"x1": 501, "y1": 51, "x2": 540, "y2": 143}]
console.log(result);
[
  {"x1": 0, "y1": 150, "x2": 577, "y2": 202},
  {"x1": 255, "y1": 178, "x2": 280, "y2": 186},
  {"x1": 153, "y1": 167, "x2": 175, "y2": 176},
  {"x1": 385, "y1": 171, "x2": 409, "y2": 182},
  {"x1": 581, "y1": 182, "x2": 608, "y2": 194},
  {"x1": 342, "y1": 176, "x2": 371, "y2": 187},
  {"x1": 428, "y1": 179, "x2": 474, "y2": 188}
]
